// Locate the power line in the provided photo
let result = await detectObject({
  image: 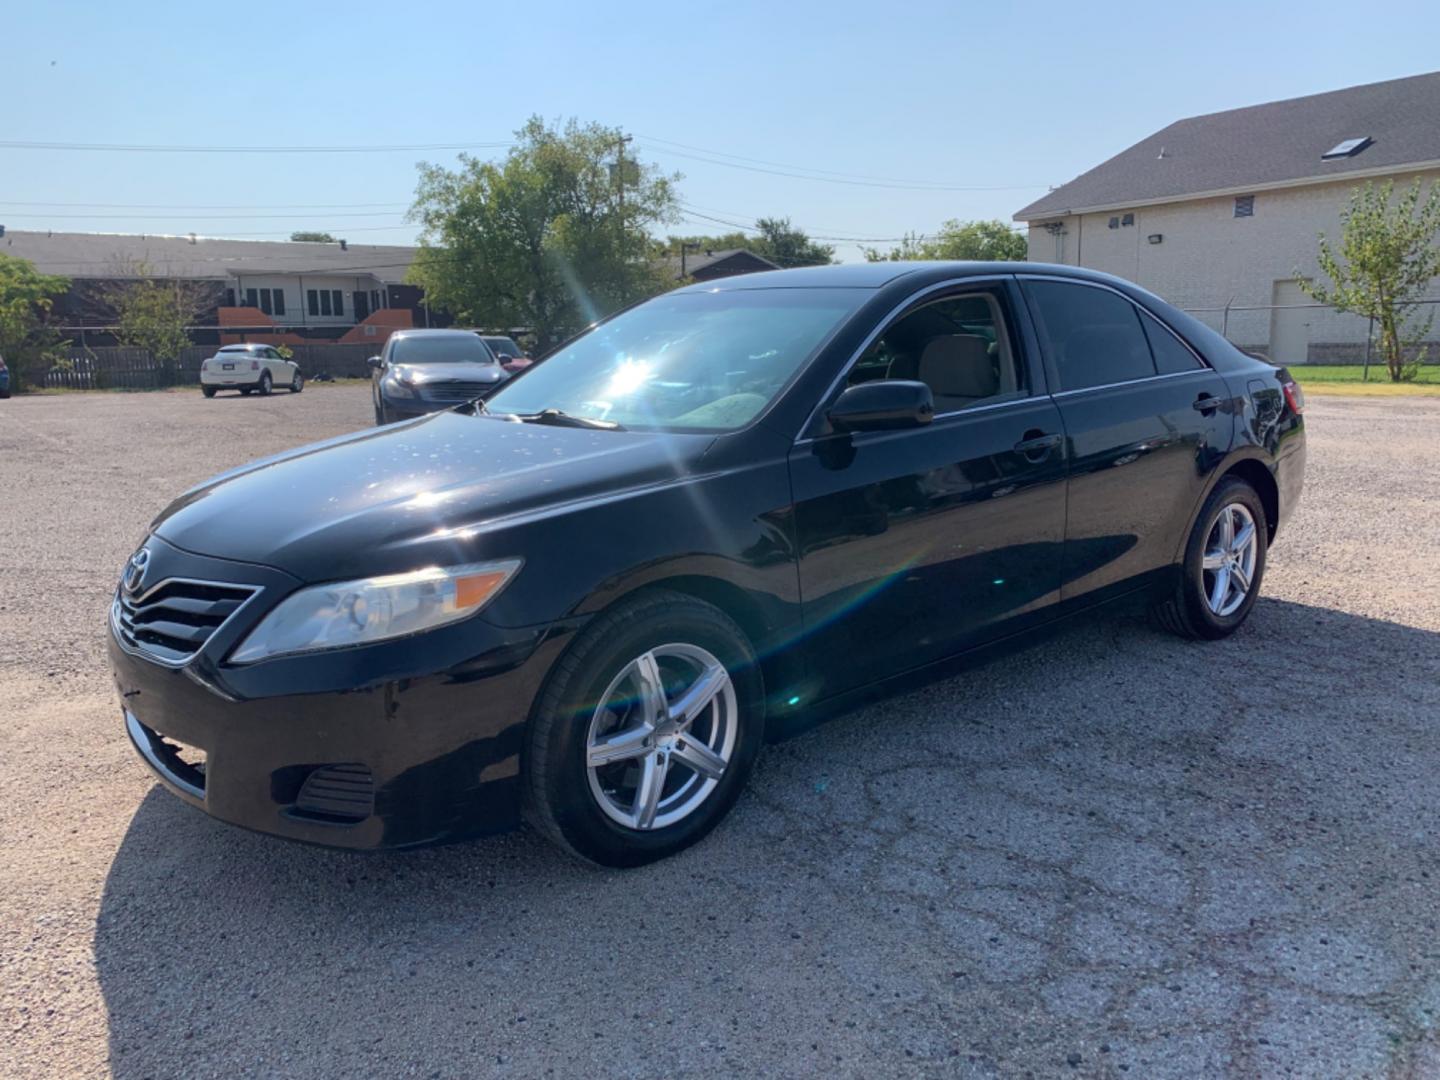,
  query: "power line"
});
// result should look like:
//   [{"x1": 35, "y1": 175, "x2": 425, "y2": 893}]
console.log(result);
[
  {"x1": 0, "y1": 139, "x2": 514, "y2": 154},
  {"x1": 0, "y1": 211, "x2": 408, "y2": 221},
  {"x1": 640, "y1": 139, "x2": 1047, "y2": 192},
  {"x1": 0, "y1": 199, "x2": 408, "y2": 210},
  {"x1": 640, "y1": 134, "x2": 1044, "y2": 191}
]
